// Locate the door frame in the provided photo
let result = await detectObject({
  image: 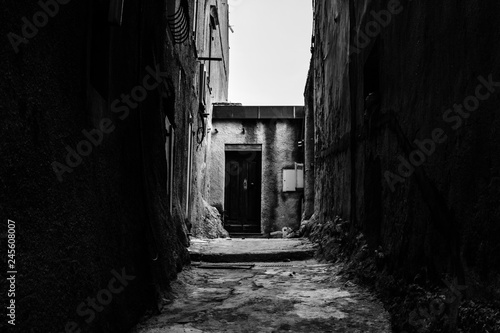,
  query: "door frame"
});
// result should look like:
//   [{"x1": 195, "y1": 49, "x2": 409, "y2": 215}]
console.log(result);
[{"x1": 223, "y1": 144, "x2": 262, "y2": 234}]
